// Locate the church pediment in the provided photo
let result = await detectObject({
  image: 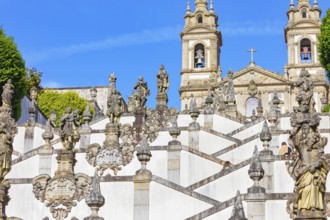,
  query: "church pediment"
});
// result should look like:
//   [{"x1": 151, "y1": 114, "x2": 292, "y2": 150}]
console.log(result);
[
  {"x1": 221, "y1": 64, "x2": 290, "y2": 86},
  {"x1": 183, "y1": 26, "x2": 217, "y2": 34}
]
